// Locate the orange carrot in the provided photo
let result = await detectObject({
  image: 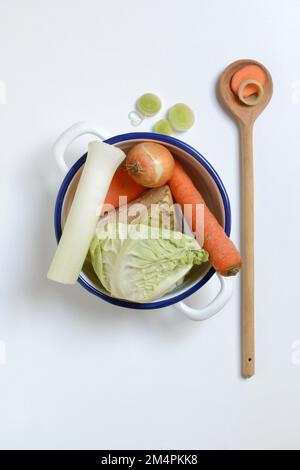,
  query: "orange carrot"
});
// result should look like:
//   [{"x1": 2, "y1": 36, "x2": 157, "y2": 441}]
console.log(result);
[
  {"x1": 169, "y1": 161, "x2": 242, "y2": 276},
  {"x1": 231, "y1": 65, "x2": 266, "y2": 98},
  {"x1": 104, "y1": 165, "x2": 144, "y2": 209}
]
